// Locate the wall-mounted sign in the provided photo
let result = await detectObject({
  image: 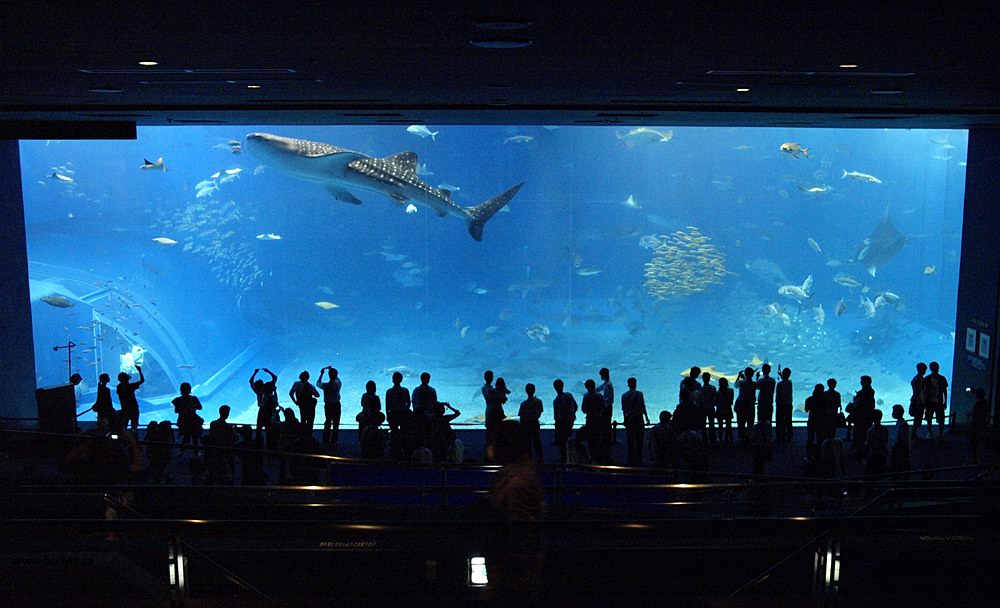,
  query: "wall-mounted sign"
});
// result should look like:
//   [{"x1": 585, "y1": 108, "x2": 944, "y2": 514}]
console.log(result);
[
  {"x1": 967, "y1": 327, "x2": 978, "y2": 353},
  {"x1": 980, "y1": 333, "x2": 991, "y2": 359}
]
